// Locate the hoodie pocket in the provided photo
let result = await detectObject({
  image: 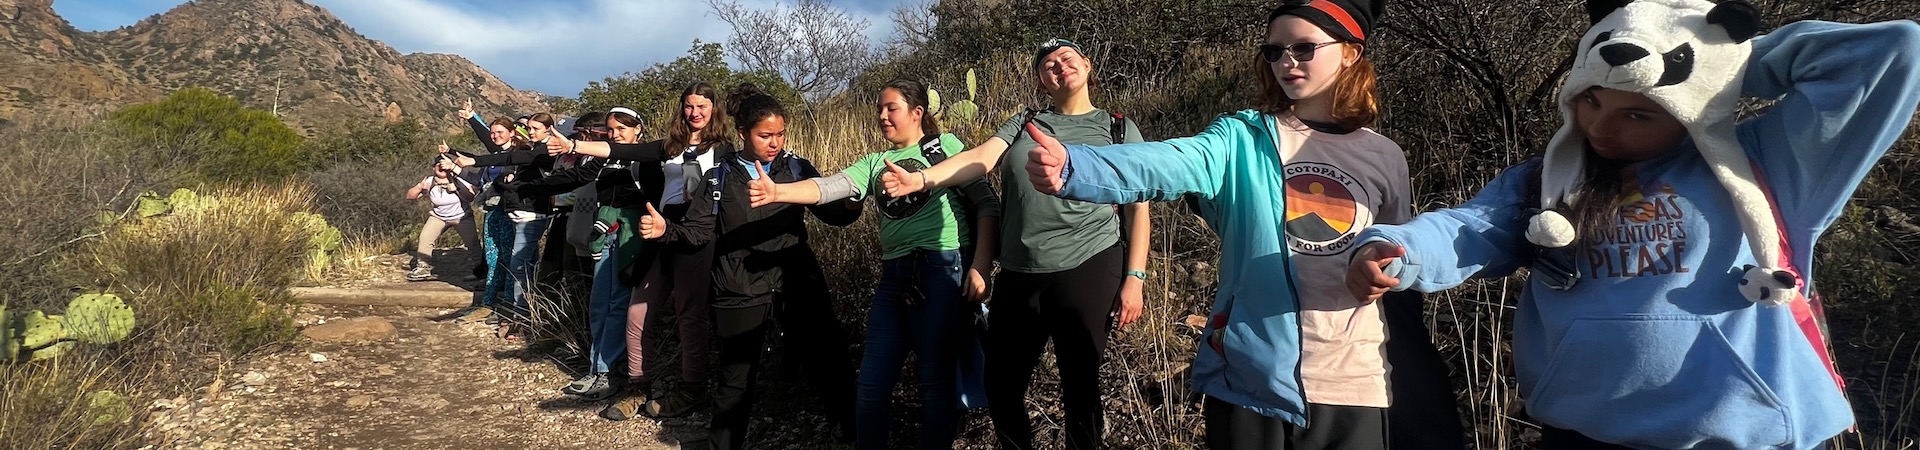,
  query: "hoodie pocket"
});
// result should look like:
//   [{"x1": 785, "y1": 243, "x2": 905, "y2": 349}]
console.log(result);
[{"x1": 1527, "y1": 316, "x2": 1791, "y2": 449}]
